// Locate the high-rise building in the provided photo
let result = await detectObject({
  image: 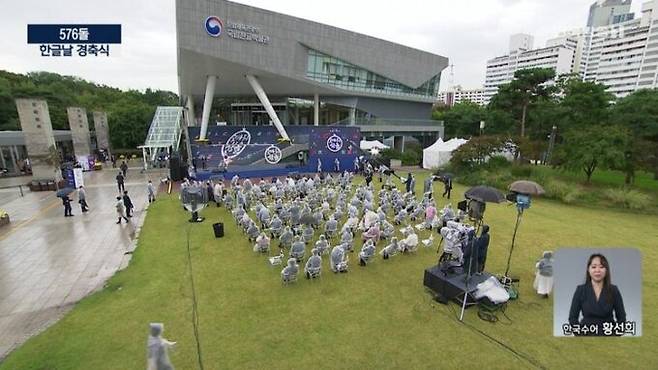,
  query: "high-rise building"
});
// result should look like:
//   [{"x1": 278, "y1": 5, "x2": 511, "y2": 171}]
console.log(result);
[
  {"x1": 438, "y1": 86, "x2": 486, "y2": 106},
  {"x1": 587, "y1": 0, "x2": 634, "y2": 27},
  {"x1": 583, "y1": 0, "x2": 658, "y2": 97},
  {"x1": 483, "y1": 0, "x2": 658, "y2": 101},
  {"x1": 483, "y1": 34, "x2": 577, "y2": 104}
]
